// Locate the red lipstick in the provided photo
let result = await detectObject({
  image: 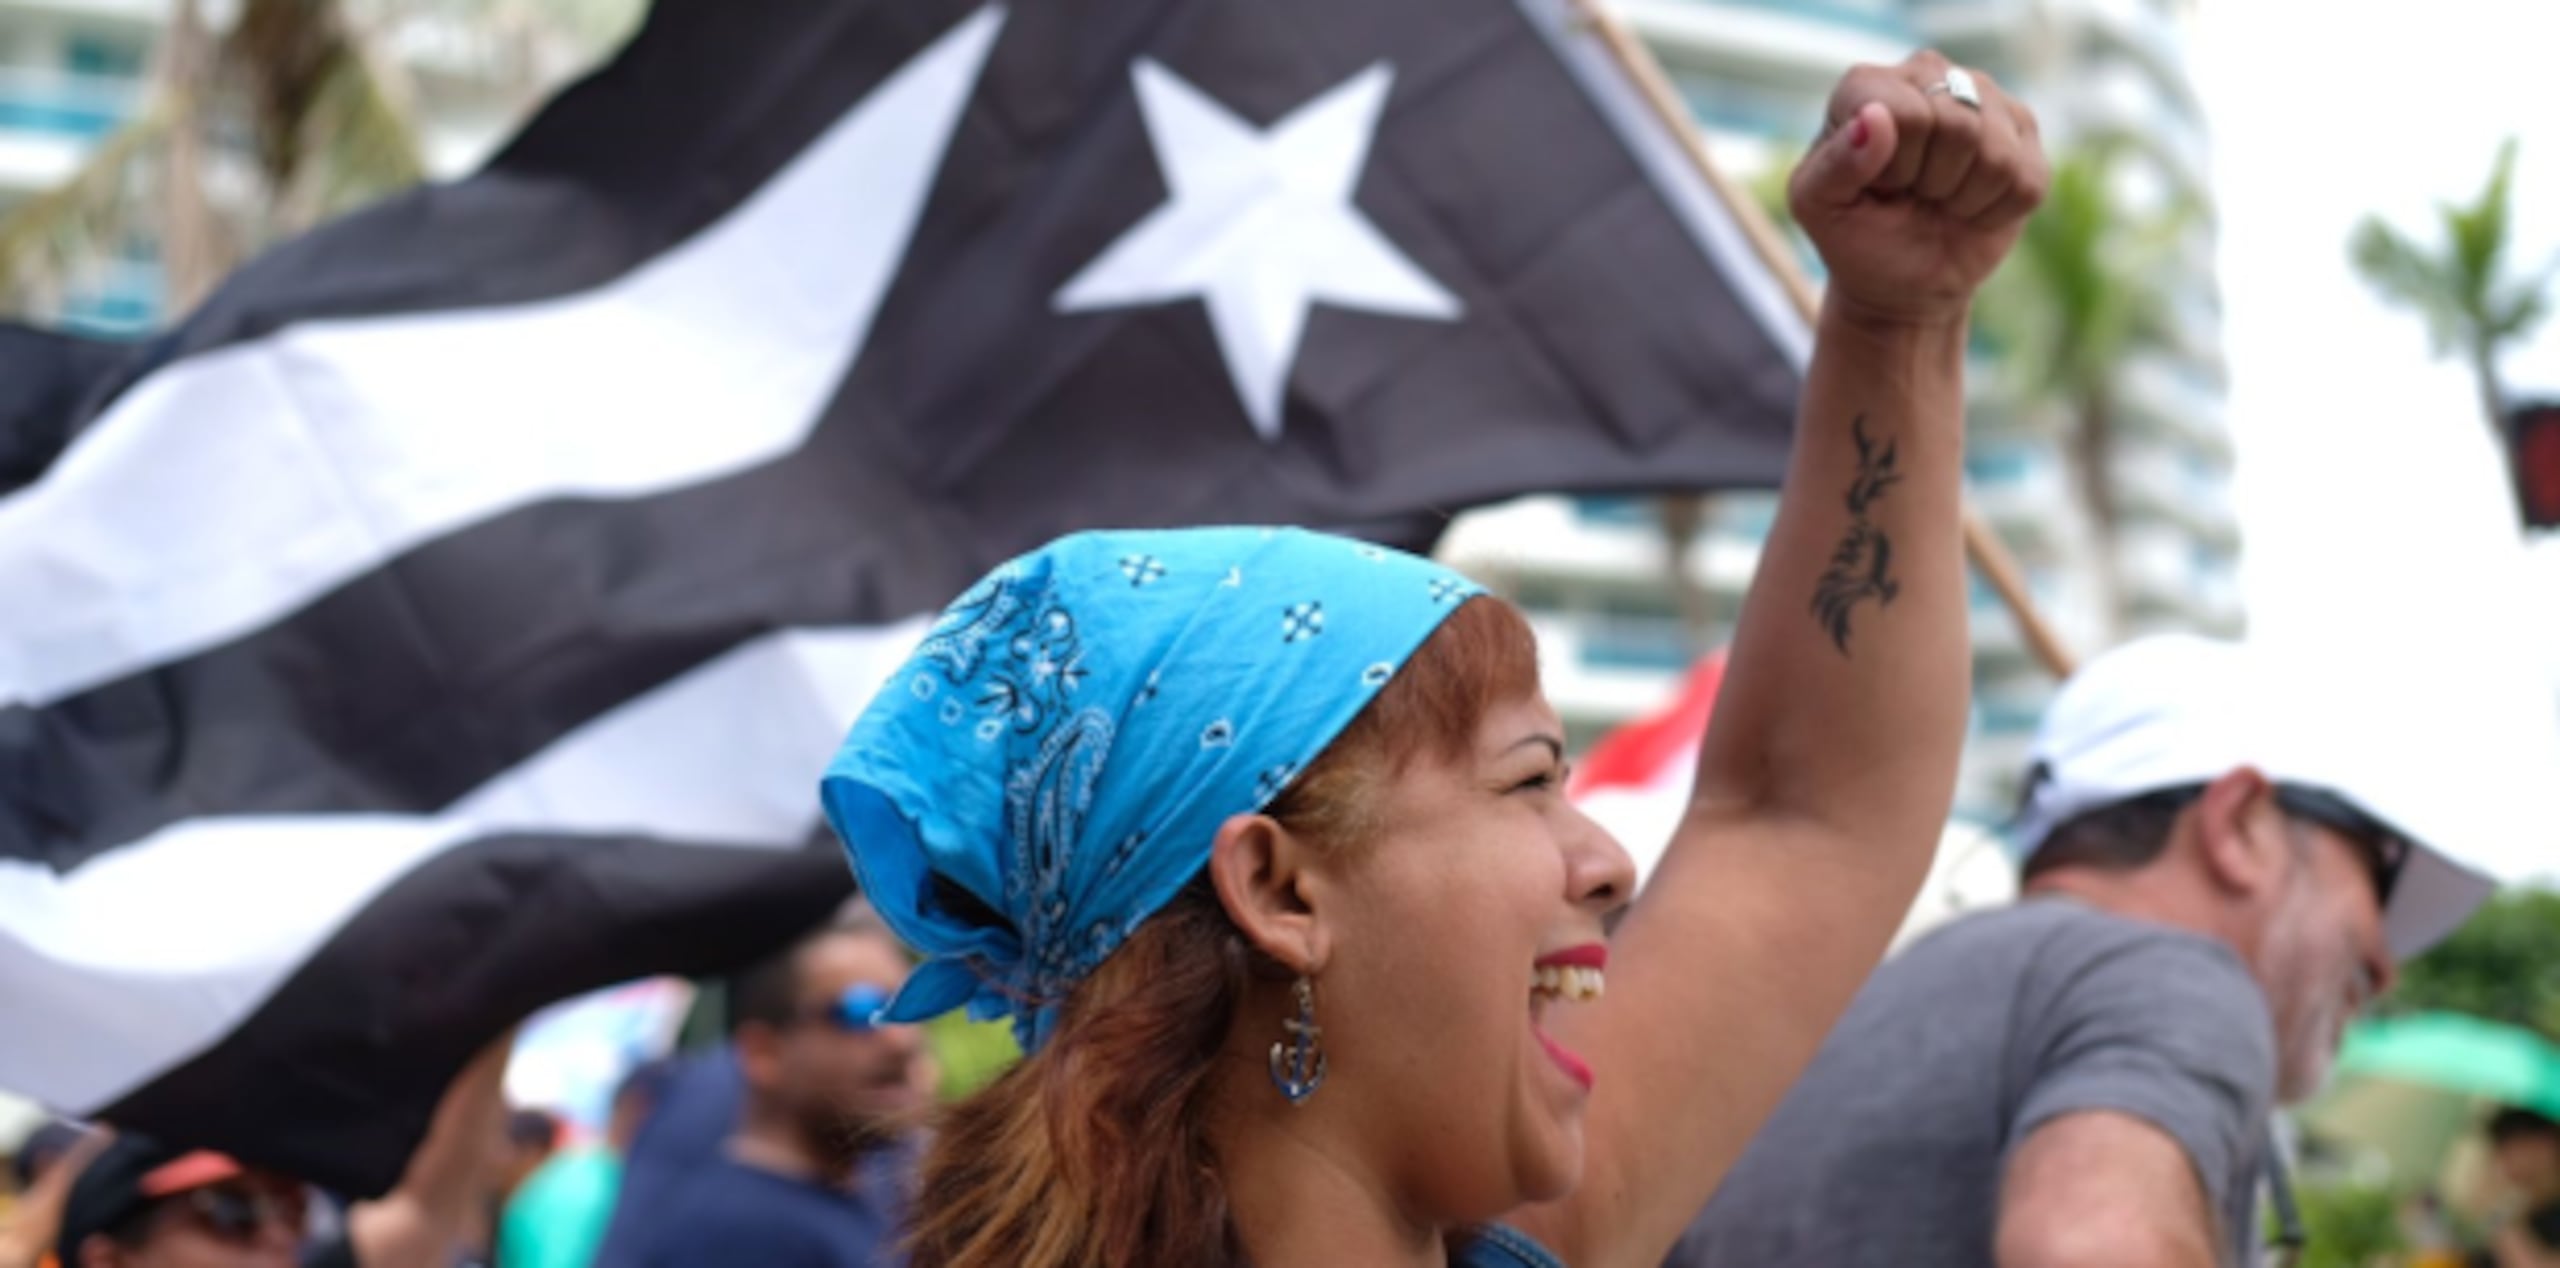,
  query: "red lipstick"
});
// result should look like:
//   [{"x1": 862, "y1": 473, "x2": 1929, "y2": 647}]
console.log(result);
[{"x1": 1534, "y1": 943, "x2": 1608, "y2": 970}]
